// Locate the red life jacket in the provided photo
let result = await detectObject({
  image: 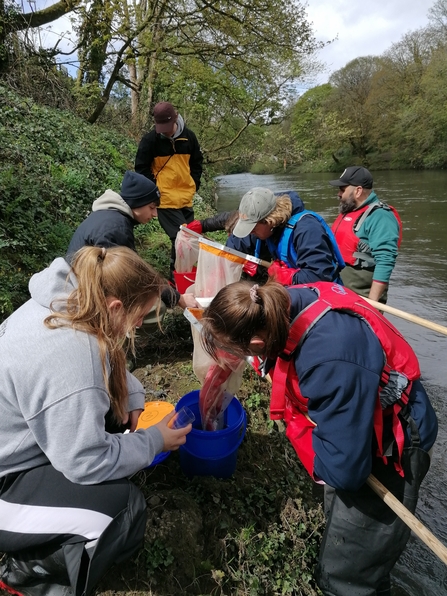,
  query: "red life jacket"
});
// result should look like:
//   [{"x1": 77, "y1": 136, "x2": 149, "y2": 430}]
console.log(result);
[
  {"x1": 332, "y1": 203, "x2": 402, "y2": 267},
  {"x1": 270, "y1": 282, "x2": 420, "y2": 480}
]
